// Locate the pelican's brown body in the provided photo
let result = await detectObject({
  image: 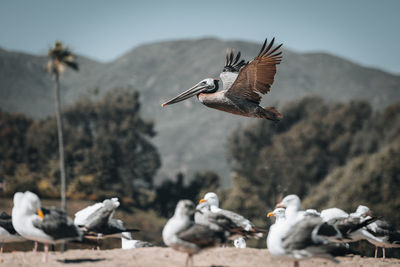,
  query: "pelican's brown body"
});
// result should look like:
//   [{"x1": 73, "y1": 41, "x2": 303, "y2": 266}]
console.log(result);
[
  {"x1": 162, "y1": 37, "x2": 283, "y2": 122},
  {"x1": 198, "y1": 91, "x2": 282, "y2": 121}
]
